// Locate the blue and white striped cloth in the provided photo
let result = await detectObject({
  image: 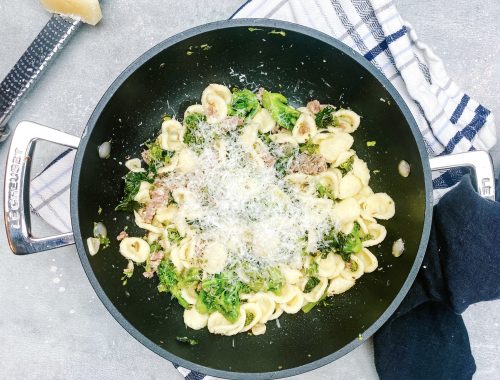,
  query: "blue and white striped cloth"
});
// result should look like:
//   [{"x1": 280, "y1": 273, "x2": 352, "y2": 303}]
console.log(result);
[{"x1": 31, "y1": 0, "x2": 496, "y2": 377}]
